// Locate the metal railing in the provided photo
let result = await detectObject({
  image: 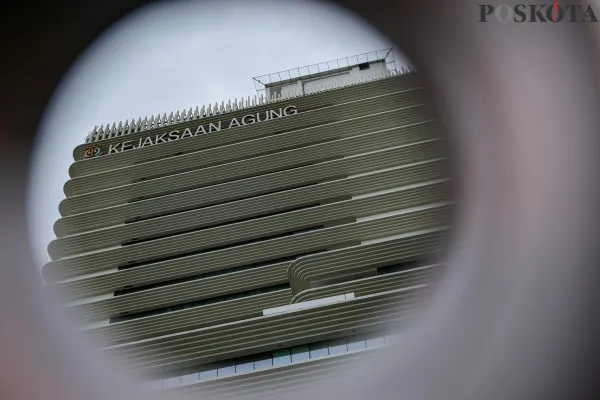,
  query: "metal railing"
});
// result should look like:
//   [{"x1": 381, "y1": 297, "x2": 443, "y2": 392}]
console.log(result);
[{"x1": 252, "y1": 48, "x2": 397, "y2": 97}]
